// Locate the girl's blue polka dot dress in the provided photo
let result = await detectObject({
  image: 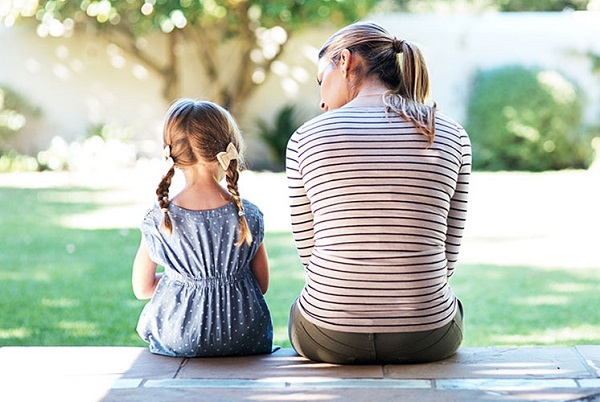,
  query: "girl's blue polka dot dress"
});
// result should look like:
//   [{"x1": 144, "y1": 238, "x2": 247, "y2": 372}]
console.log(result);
[{"x1": 136, "y1": 200, "x2": 273, "y2": 357}]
